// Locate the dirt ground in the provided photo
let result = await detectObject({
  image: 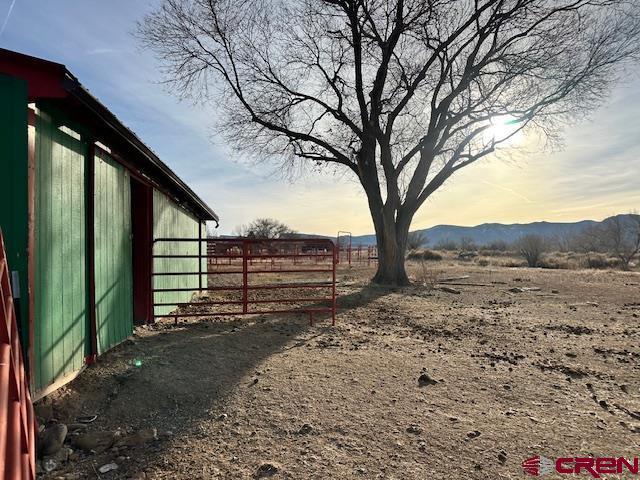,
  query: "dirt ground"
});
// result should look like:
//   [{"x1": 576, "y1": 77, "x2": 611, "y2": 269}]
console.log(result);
[{"x1": 38, "y1": 260, "x2": 640, "y2": 479}]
